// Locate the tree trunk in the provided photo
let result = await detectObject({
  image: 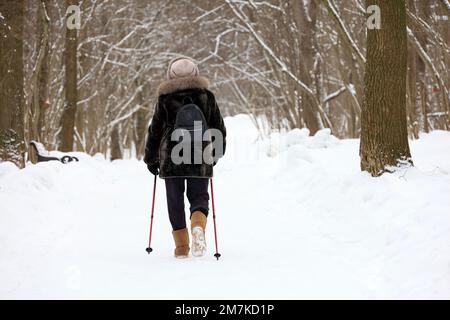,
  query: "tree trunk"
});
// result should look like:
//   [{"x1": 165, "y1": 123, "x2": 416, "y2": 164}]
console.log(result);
[
  {"x1": 292, "y1": 0, "x2": 323, "y2": 134},
  {"x1": 59, "y1": 0, "x2": 78, "y2": 152},
  {"x1": 110, "y1": 125, "x2": 123, "y2": 161},
  {"x1": 407, "y1": 28, "x2": 419, "y2": 139},
  {"x1": 37, "y1": 0, "x2": 51, "y2": 142},
  {"x1": 413, "y1": 0, "x2": 430, "y2": 134},
  {"x1": 28, "y1": 0, "x2": 51, "y2": 165},
  {"x1": 0, "y1": 0, "x2": 25, "y2": 168},
  {"x1": 133, "y1": 76, "x2": 148, "y2": 159},
  {"x1": 360, "y1": 0, "x2": 412, "y2": 177}
]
